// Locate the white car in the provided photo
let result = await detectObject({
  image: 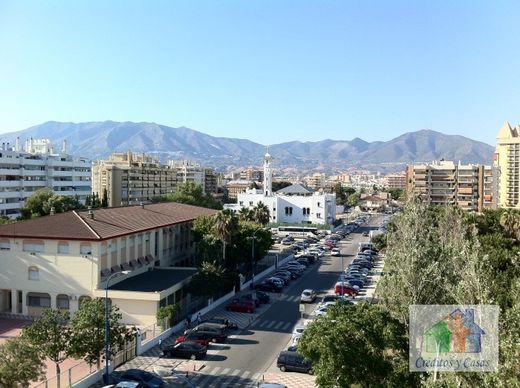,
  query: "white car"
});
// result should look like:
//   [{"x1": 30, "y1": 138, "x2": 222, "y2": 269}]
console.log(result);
[
  {"x1": 292, "y1": 325, "x2": 305, "y2": 341},
  {"x1": 300, "y1": 289, "x2": 316, "y2": 303},
  {"x1": 313, "y1": 301, "x2": 336, "y2": 316},
  {"x1": 330, "y1": 248, "x2": 341, "y2": 256}
]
